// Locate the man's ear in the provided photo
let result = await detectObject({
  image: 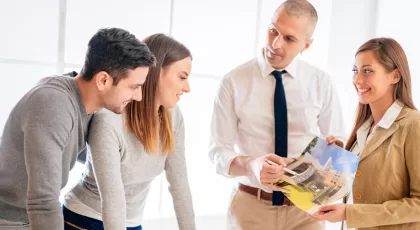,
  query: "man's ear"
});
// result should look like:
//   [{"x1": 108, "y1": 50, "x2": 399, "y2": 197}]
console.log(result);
[
  {"x1": 95, "y1": 71, "x2": 113, "y2": 91},
  {"x1": 301, "y1": 38, "x2": 313, "y2": 53}
]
